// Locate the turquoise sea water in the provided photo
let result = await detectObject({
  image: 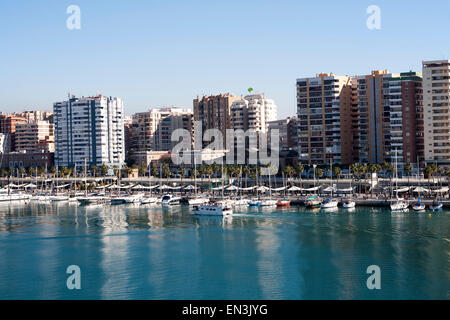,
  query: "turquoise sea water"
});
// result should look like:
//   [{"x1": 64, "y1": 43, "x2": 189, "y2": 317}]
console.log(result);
[{"x1": 0, "y1": 202, "x2": 448, "y2": 300}]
